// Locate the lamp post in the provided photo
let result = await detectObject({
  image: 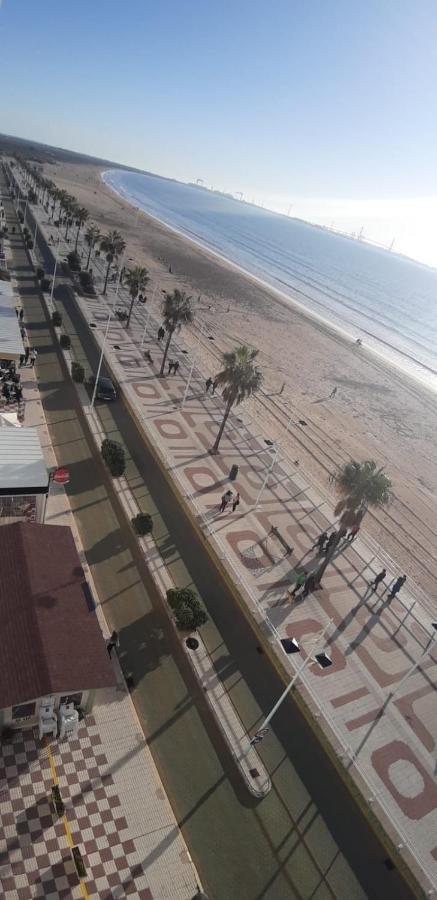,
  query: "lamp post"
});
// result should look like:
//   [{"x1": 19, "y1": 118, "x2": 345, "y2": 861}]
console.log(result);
[
  {"x1": 243, "y1": 620, "x2": 333, "y2": 754},
  {"x1": 255, "y1": 418, "x2": 307, "y2": 508},
  {"x1": 91, "y1": 314, "x2": 112, "y2": 408},
  {"x1": 49, "y1": 236, "x2": 61, "y2": 313},
  {"x1": 181, "y1": 319, "x2": 215, "y2": 408},
  {"x1": 388, "y1": 623, "x2": 437, "y2": 702}
]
